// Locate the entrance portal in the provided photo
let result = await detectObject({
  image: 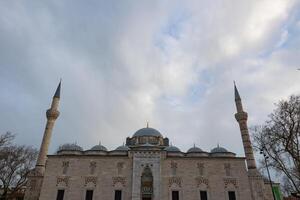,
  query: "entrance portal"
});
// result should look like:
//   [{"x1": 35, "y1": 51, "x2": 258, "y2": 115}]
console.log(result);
[{"x1": 141, "y1": 166, "x2": 153, "y2": 200}]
